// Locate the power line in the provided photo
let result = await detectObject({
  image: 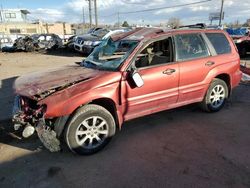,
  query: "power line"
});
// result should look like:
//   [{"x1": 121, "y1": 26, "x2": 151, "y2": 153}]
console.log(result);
[
  {"x1": 119, "y1": 0, "x2": 212, "y2": 14},
  {"x1": 121, "y1": 0, "x2": 146, "y2": 5},
  {"x1": 101, "y1": 0, "x2": 212, "y2": 18},
  {"x1": 101, "y1": 13, "x2": 117, "y2": 18}
]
